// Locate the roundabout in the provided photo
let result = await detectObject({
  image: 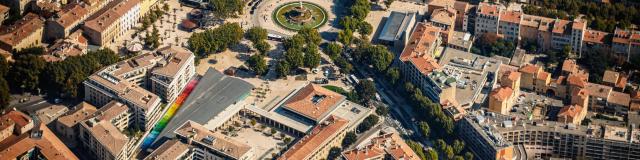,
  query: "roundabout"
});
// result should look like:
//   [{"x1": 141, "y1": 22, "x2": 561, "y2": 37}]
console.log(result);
[{"x1": 272, "y1": 1, "x2": 328, "y2": 31}]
